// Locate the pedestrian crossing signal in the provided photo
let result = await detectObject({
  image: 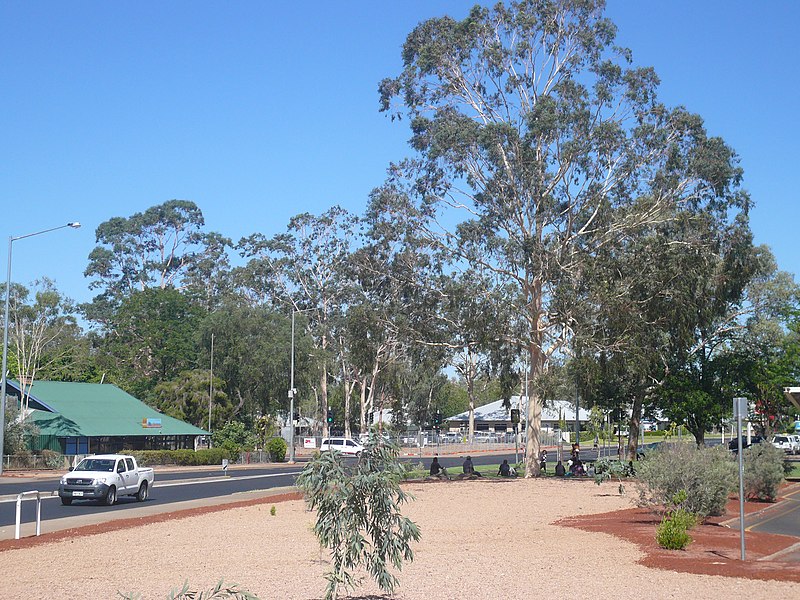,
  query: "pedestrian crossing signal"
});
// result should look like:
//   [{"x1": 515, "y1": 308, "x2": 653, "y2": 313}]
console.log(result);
[{"x1": 510, "y1": 409, "x2": 520, "y2": 424}]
